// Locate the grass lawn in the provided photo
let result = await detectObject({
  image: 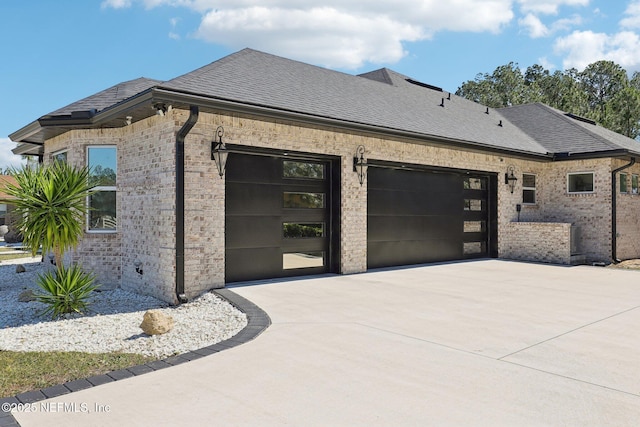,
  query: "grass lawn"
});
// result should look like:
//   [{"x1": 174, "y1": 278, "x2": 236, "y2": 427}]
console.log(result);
[
  {"x1": 0, "y1": 351, "x2": 155, "y2": 398},
  {"x1": 0, "y1": 246, "x2": 38, "y2": 262}
]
